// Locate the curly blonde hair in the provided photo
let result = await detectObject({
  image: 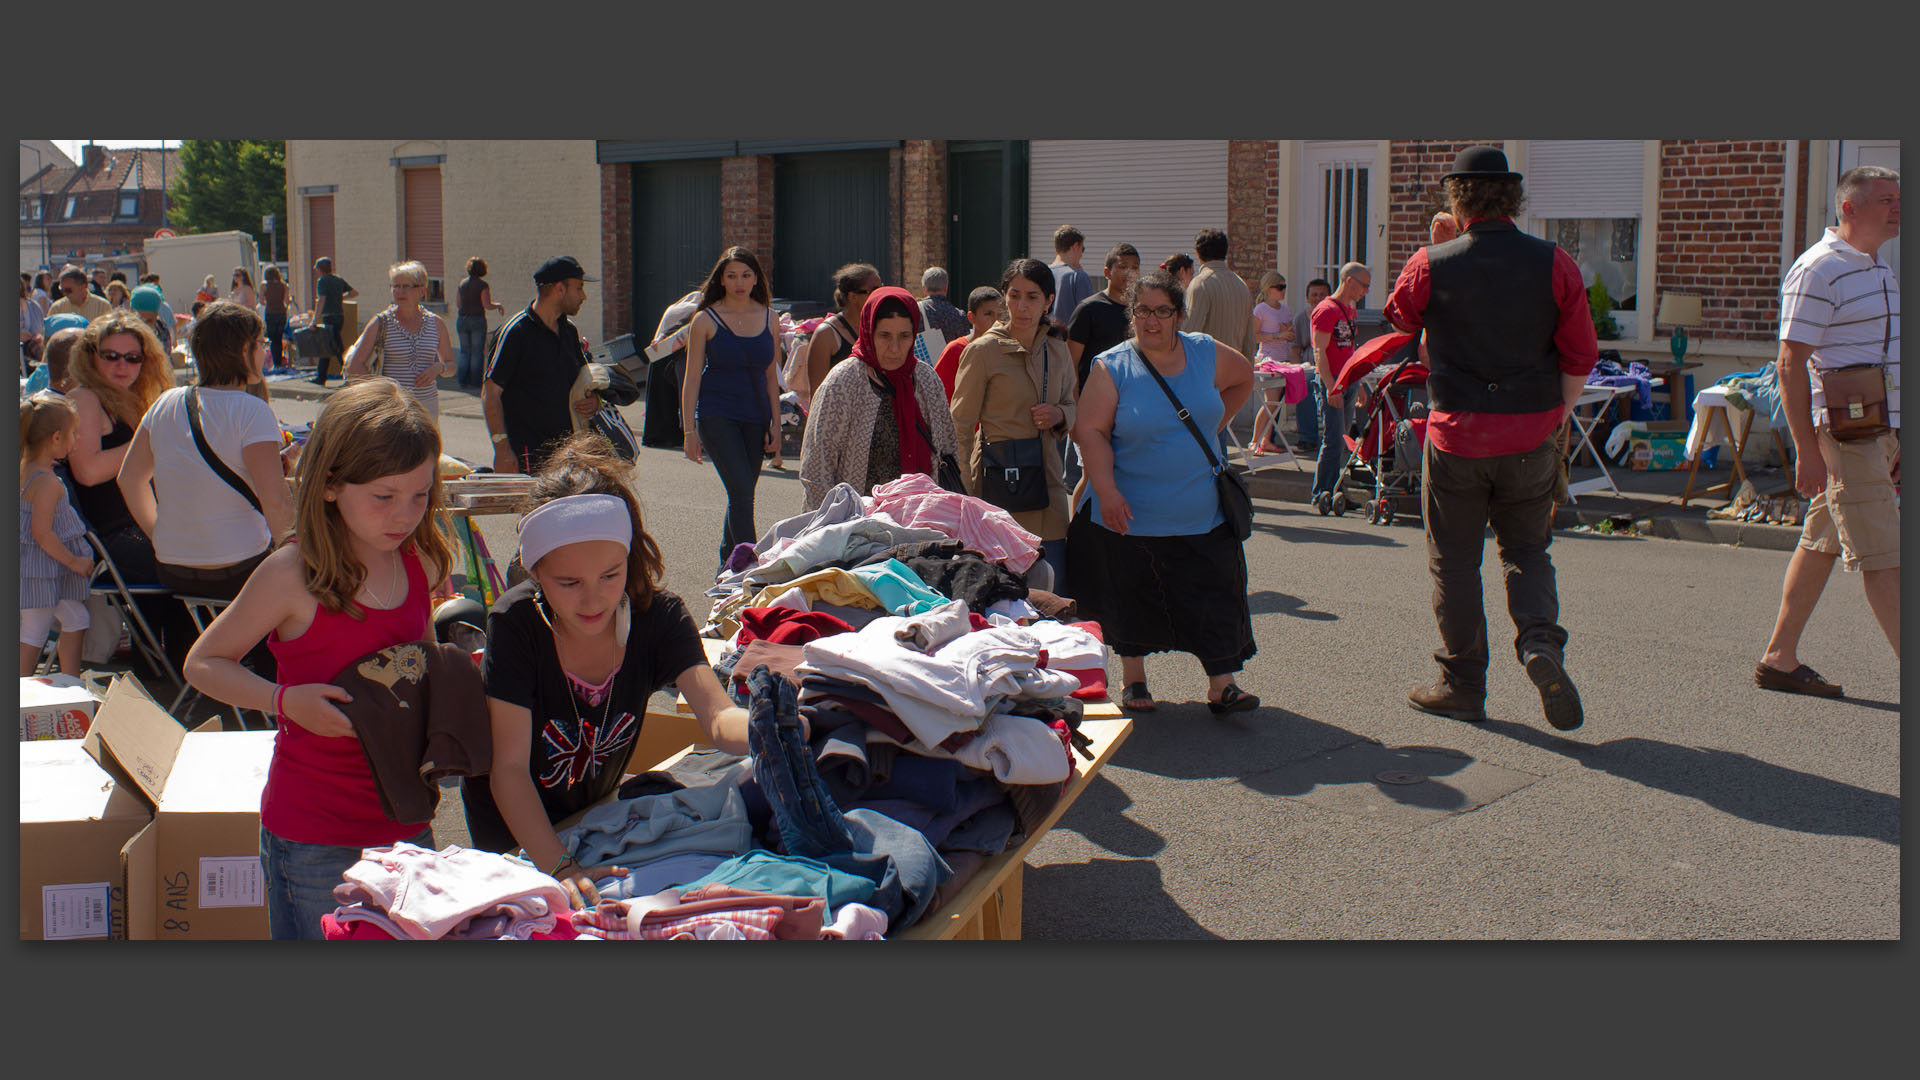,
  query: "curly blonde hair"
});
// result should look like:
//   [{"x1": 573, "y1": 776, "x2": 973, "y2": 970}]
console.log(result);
[{"x1": 73, "y1": 312, "x2": 175, "y2": 428}]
